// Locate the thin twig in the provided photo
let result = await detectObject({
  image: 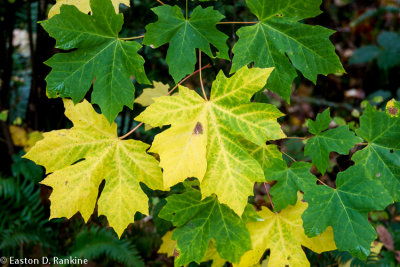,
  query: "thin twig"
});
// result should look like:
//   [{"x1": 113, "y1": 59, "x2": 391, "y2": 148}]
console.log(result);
[
  {"x1": 263, "y1": 182, "x2": 275, "y2": 210},
  {"x1": 155, "y1": 0, "x2": 165, "y2": 5},
  {"x1": 119, "y1": 64, "x2": 212, "y2": 140},
  {"x1": 199, "y1": 50, "x2": 208, "y2": 100},
  {"x1": 217, "y1": 21, "x2": 259, "y2": 24},
  {"x1": 185, "y1": 0, "x2": 188, "y2": 20},
  {"x1": 120, "y1": 35, "x2": 145, "y2": 41}
]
